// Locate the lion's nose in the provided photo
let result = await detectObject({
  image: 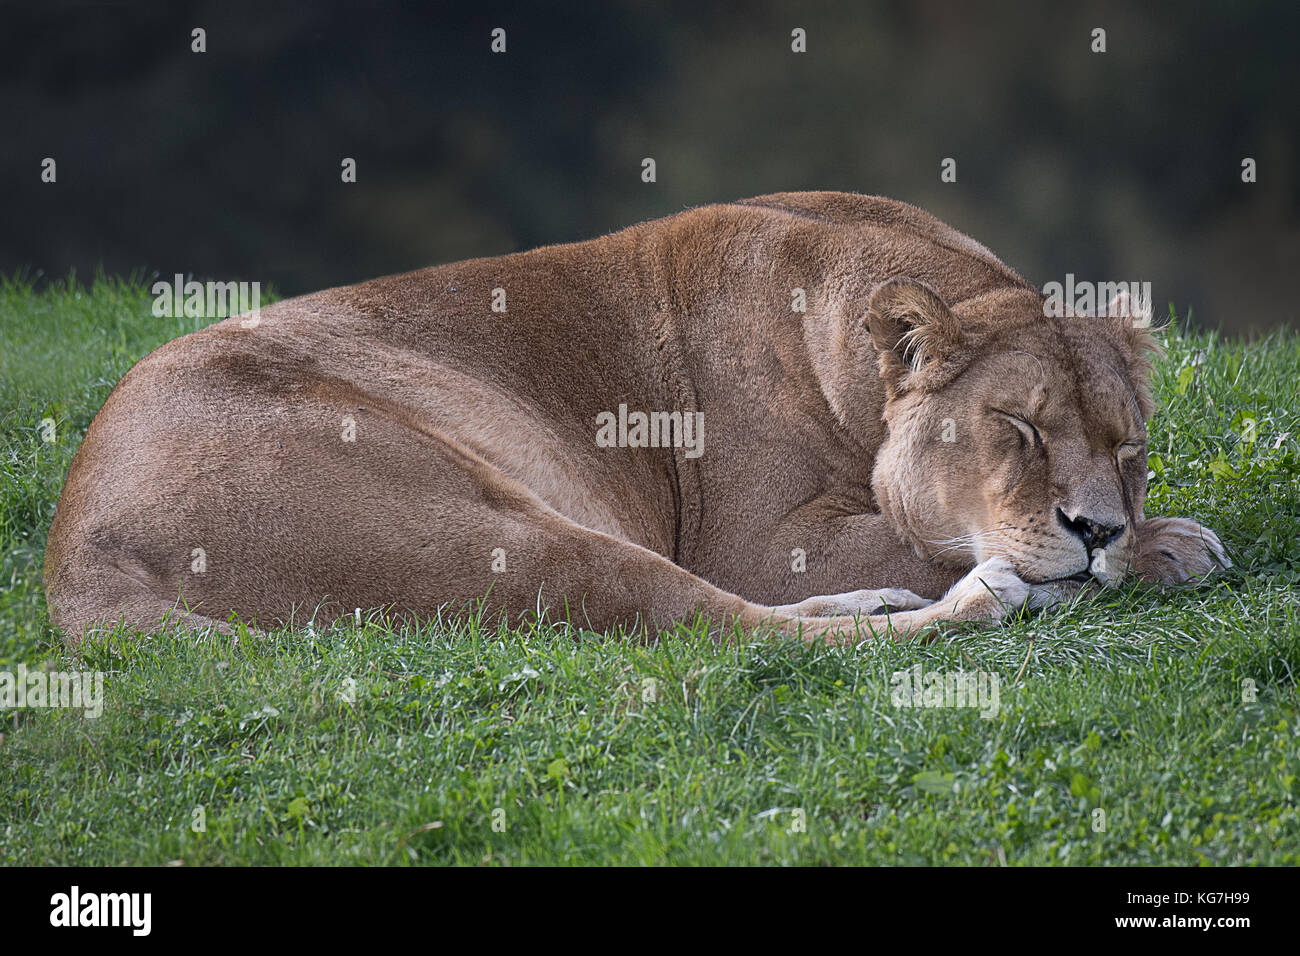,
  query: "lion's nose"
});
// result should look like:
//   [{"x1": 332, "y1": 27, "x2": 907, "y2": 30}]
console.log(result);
[{"x1": 1057, "y1": 509, "x2": 1125, "y2": 551}]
